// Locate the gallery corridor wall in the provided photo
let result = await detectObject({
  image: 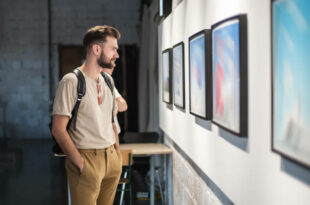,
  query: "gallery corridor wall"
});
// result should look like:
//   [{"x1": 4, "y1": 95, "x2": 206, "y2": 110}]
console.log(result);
[{"x1": 158, "y1": 0, "x2": 310, "y2": 204}]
